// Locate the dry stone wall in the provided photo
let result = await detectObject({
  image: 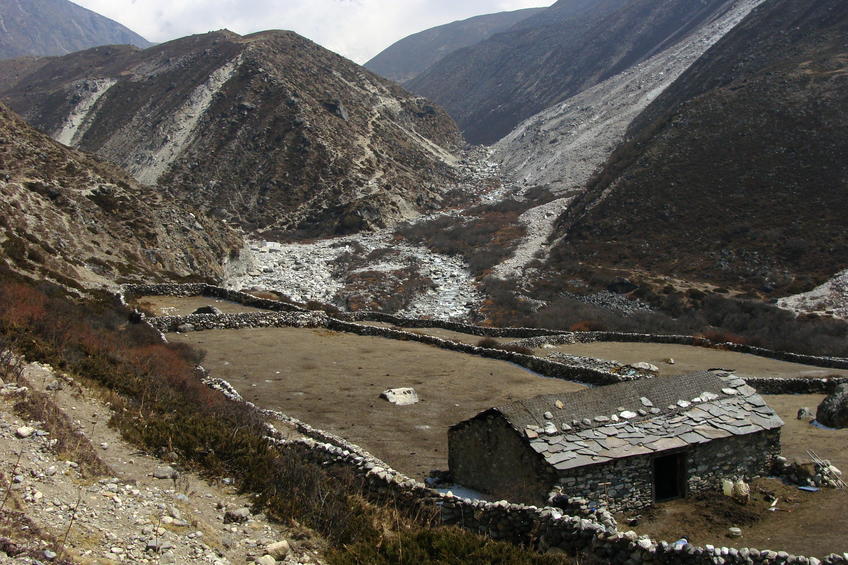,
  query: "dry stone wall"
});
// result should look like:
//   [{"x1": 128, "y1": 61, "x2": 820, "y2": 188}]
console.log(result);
[{"x1": 122, "y1": 284, "x2": 848, "y2": 564}]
